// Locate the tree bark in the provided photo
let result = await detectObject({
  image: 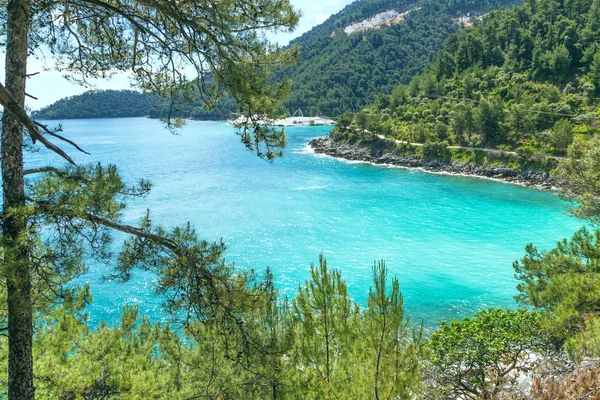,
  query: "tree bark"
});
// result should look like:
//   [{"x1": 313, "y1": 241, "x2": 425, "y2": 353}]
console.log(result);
[{"x1": 2, "y1": 0, "x2": 34, "y2": 399}]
